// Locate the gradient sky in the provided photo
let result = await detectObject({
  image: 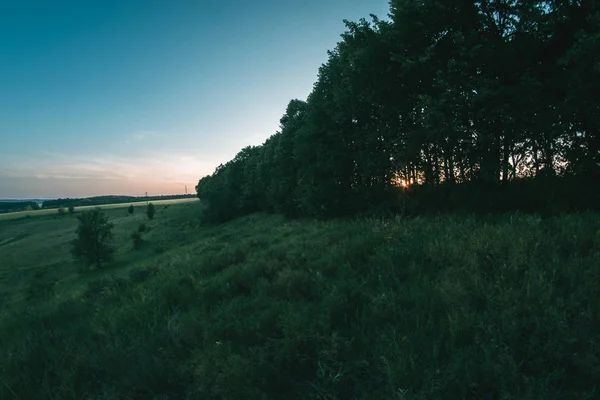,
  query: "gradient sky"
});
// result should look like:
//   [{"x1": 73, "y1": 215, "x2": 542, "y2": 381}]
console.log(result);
[{"x1": 0, "y1": 0, "x2": 390, "y2": 199}]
